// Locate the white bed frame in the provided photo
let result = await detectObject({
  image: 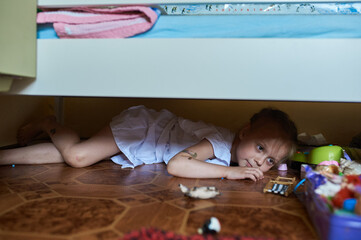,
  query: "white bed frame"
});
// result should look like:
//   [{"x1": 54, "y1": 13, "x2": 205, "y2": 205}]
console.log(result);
[{"x1": 3, "y1": 0, "x2": 361, "y2": 102}]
